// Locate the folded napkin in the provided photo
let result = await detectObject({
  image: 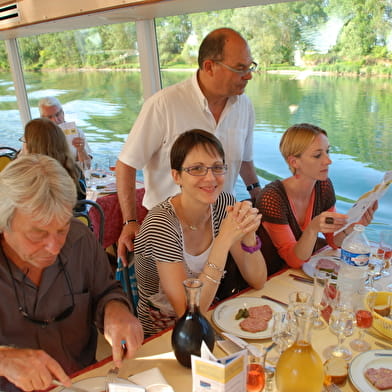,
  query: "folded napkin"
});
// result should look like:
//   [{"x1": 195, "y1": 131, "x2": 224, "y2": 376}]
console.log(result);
[{"x1": 128, "y1": 368, "x2": 174, "y2": 392}]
